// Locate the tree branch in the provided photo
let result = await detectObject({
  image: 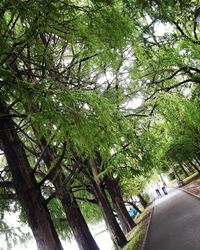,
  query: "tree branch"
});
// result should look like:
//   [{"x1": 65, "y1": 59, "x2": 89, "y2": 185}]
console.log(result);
[
  {"x1": 39, "y1": 142, "x2": 67, "y2": 186},
  {"x1": 74, "y1": 196, "x2": 97, "y2": 204}
]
